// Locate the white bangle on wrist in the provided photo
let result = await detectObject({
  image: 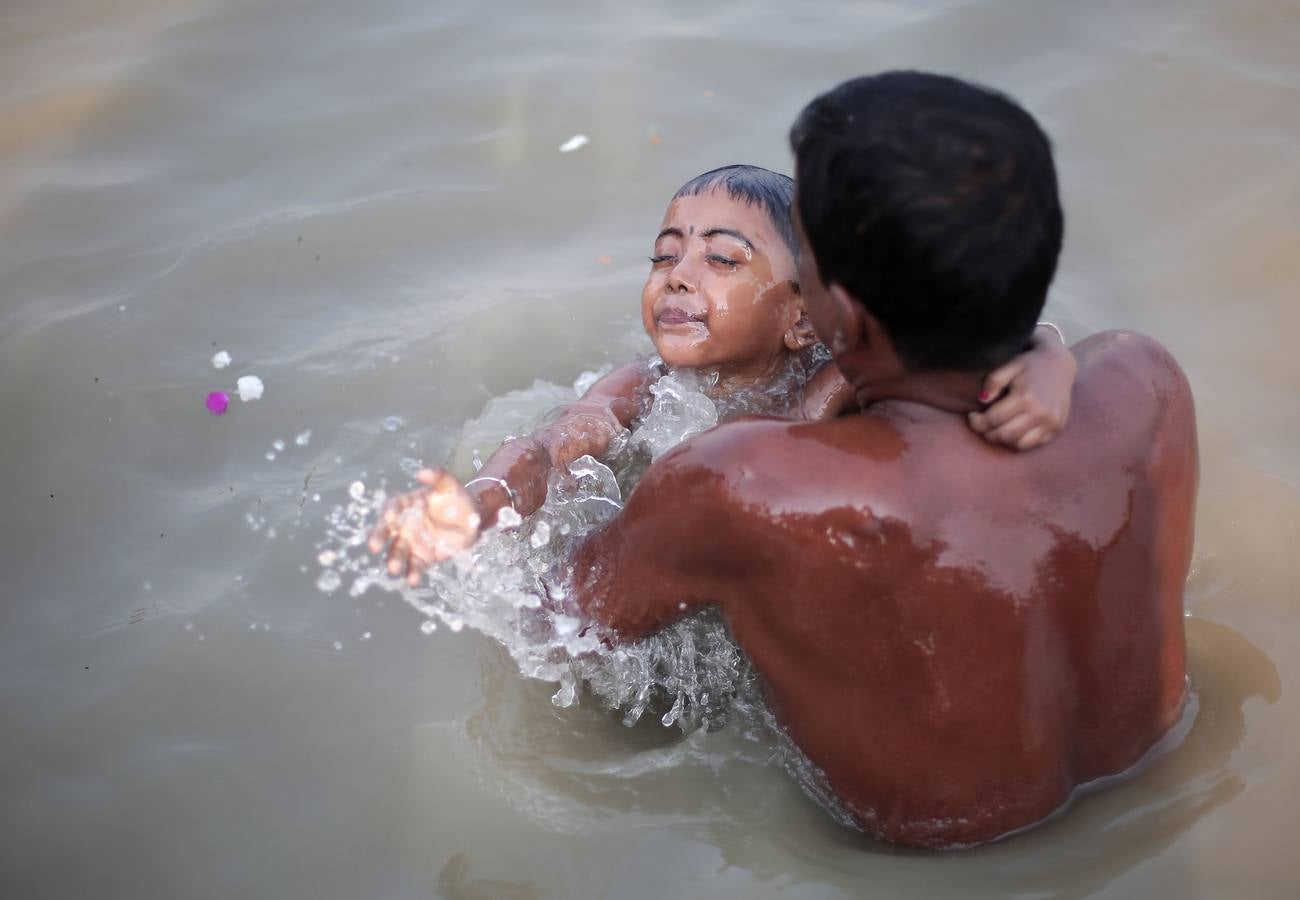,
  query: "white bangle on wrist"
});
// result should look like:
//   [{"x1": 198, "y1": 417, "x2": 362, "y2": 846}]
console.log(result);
[
  {"x1": 465, "y1": 476, "x2": 517, "y2": 510},
  {"x1": 1037, "y1": 321, "x2": 1066, "y2": 345}
]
